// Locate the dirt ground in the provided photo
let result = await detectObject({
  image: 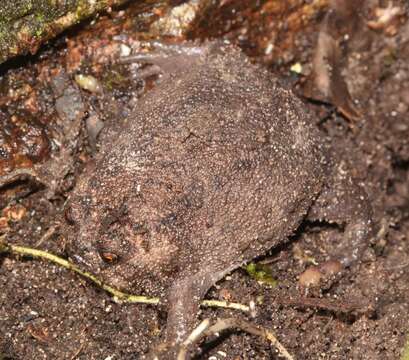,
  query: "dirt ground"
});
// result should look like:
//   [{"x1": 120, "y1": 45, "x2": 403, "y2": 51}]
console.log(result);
[{"x1": 1, "y1": 0, "x2": 409, "y2": 359}]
